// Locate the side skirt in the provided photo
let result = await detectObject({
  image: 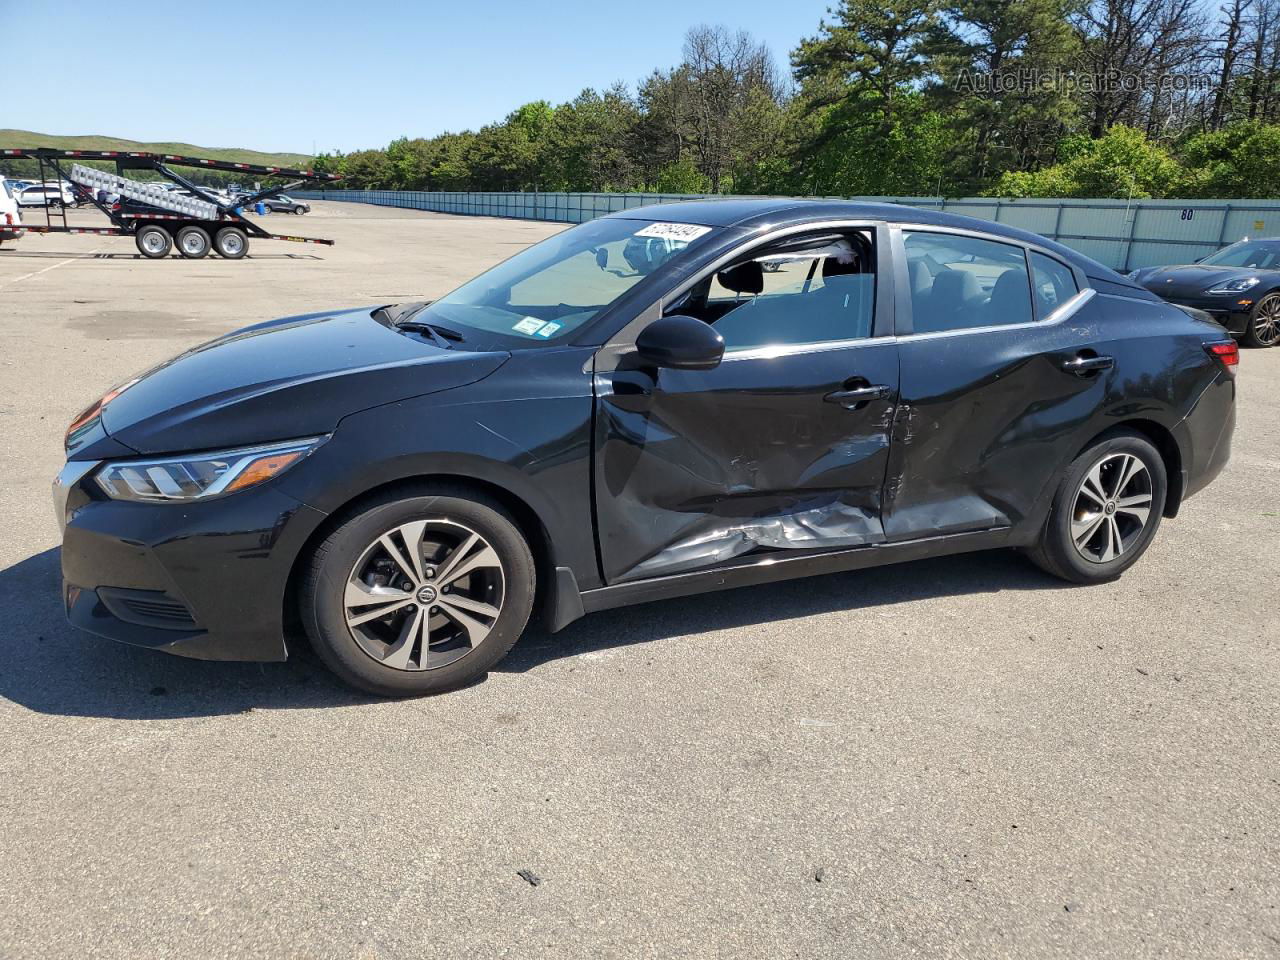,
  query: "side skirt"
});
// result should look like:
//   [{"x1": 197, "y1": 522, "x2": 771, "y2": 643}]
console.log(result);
[{"x1": 546, "y1": 526, "x2": 1012, "y2": 632}]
